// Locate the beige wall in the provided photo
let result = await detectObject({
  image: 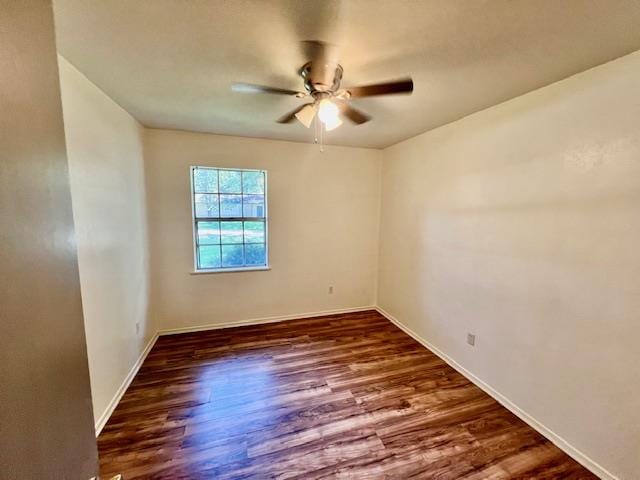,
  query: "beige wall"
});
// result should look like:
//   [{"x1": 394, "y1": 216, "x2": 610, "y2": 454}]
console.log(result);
[
  {"x1": 378, "y1": 51, "x2": 640, "y2": 479},
  {"x1": 0, "y1": 1, "x2": 98, "y2": 478},
  {"x1": 145, "y1": 129, "x2": 382, "y2": 330},
  {"x1": 58, "y1": 56, "x2": 153, "y2": 431}
]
